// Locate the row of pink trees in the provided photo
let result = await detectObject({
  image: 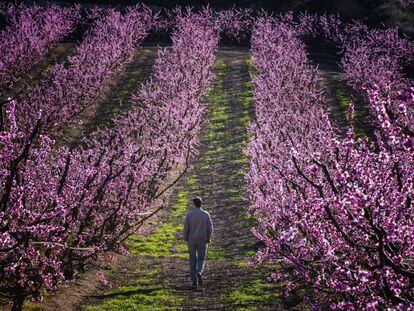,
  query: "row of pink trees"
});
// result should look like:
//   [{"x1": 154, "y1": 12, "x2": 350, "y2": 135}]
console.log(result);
[
  {"x1": 215, "y1": 7, "x2": 254, "y2": 41},
  {"x1": 318, "y1": 15, "x2": 414, "y2": 94},
  {"x1": 0, "y1": 9, "x2": 219, "y2": 311},
  {"x1": 0, "y1": 4, "x2": 80, "y2": 99},
  {"x1": 334, "y1": 20, "x2": 414, "y2": 143},
  {"x1": 13, "y1": 5, "x2": 157, "y2": 136},
  {"x1": 247, "y1": 15, "x2": 414, "y2": 309}
]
